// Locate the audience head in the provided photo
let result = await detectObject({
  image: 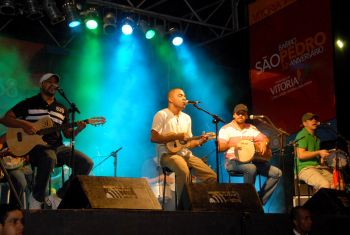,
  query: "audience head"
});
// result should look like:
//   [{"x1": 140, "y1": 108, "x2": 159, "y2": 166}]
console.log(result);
[
  {"x1": 0, "y1": 204, "x2": 24, "y2": 235},
  {"x1": 291, "y1": 206, "x2": 312, "y2": 235}
]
